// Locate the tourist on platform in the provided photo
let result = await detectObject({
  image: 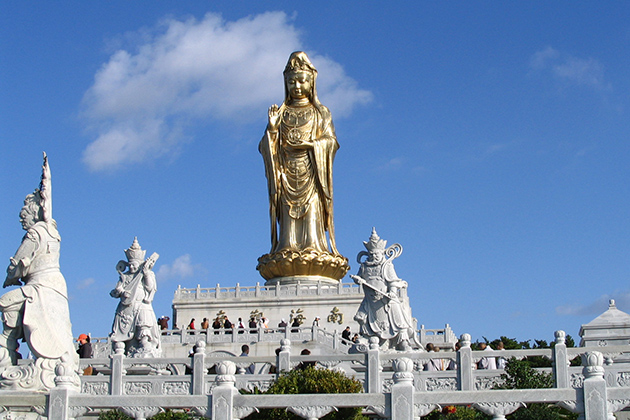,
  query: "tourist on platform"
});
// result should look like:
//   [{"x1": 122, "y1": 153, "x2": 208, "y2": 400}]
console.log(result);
[
  {"x1": 424, "y1": 343, "x2": 443, "y2": 371},
  {"x1": 269, "y1": 348, "x2": 281, "y2": 374},
  {"x1": 477, "y1": 342, "x2": 497, "y2": 370},
  {"x1": 295, "y1": 349, "x2": 316, "y2": 370},
  {"x1": 212, "y1": 317, "x2": 222, "y2": 335},
  {"x1": 312, "y1": 316, "x2": 320, "y2": 327},
  {"x1": 447, "y1": 342, "x2": 461, "y2": 370},
  {"x1": 237, "y1": 318, "x2": 245, "y2": 334},
  {"x1": 200, "y1": 318, "x2": 209, "y2": 330},
  {"x1": 240, "y1": 345, "x2": 255, "y2": 374},
  {"x1": 249, "y1": 318, "x2": 257, "y2": 333},
  {"x1": 278, "y1": 319, "x2": 287, "y2": 332},
  {"x1": 15, "y1": 343, "x2": 23, "y2": 360},
  {"x1": 259, "y1": 317, "x2": 269, "y2": 333},
  {"x1": 158, "y1": 316, "x2": 170, "y2": 331},
  {"x1": 291, "y1": 318, "x2": 301, "y2": 333},
  {"x1": 496, "y1": 341, "x2": 507, "y2": 369},
  {"x1": 188, "y1": 318, "x2": 196, "y2": 330},
  {"x1": 76, "y1": 334, "x2": 93, "y2": 359},
  {"x1": 341, "y1": 326, "x2": 352, "y2": 342},
  {"x1": 351, "y1": 334, "x2": 359, "y2": 343},
  {"x1": 224, "y1": 316, "x2": 233, "y2": 334}
]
